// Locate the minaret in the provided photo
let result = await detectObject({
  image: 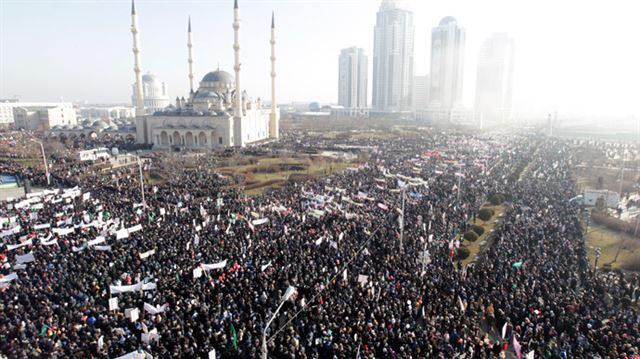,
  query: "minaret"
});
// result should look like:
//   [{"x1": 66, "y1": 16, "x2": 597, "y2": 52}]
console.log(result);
[
  {"x1": 269, "y1": 12, "x2": 279, "y2": 139},
  {"x1": 187, "y1": 17, "x2": 195, "y2": 93},
  {"x1": 131, "y1": 0, "x2": 144, "y2": 117},
  {"x1": 233, "y1": 0, "x2": 242, "y2": 117}
]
